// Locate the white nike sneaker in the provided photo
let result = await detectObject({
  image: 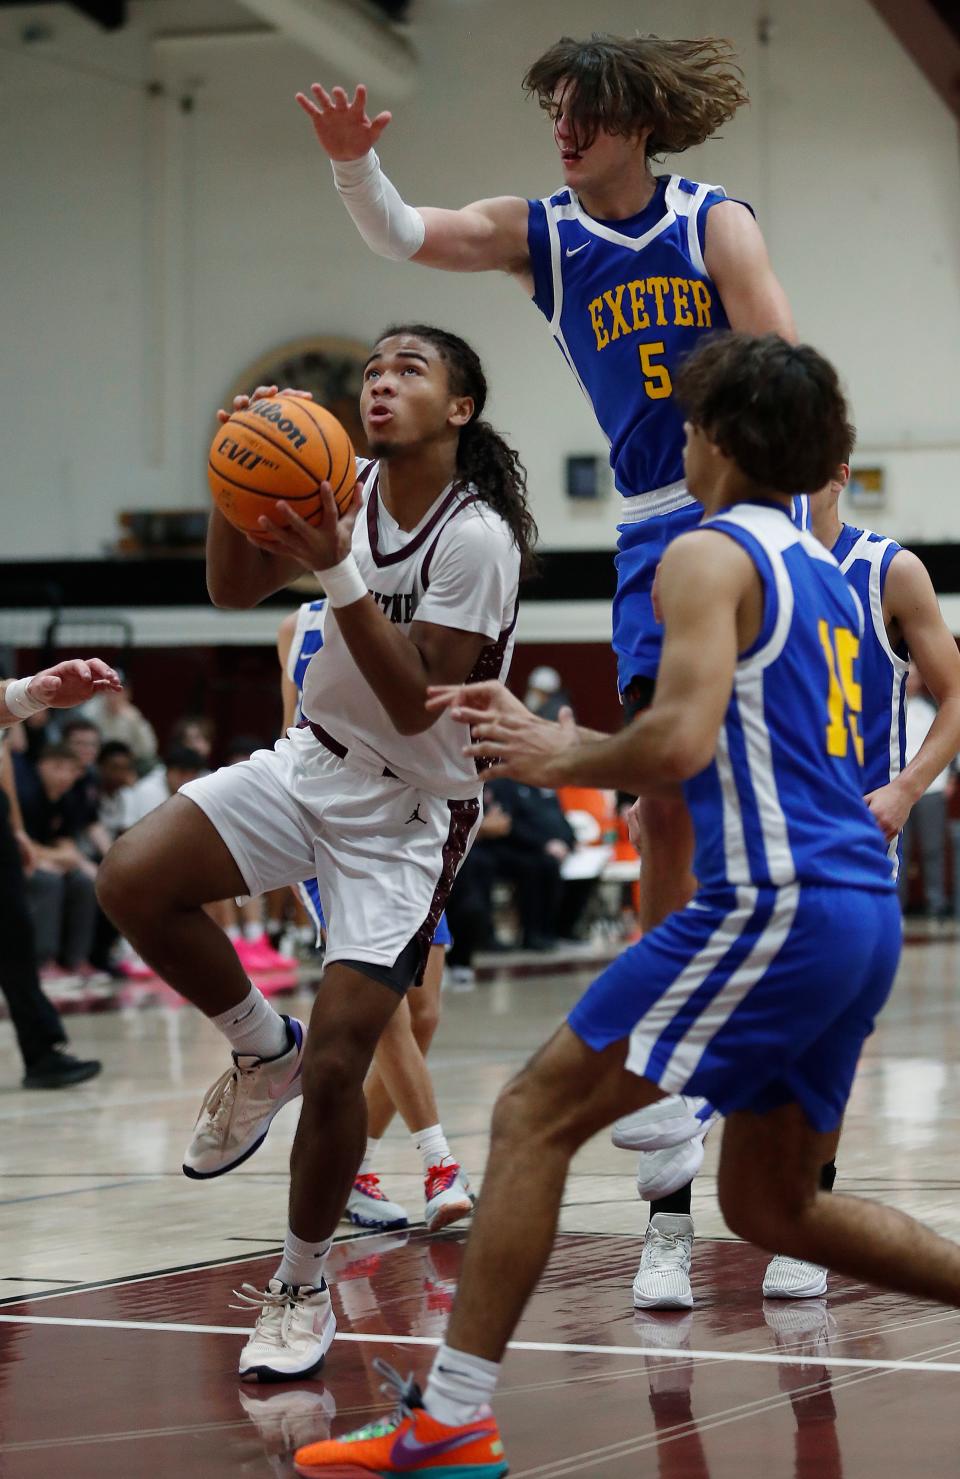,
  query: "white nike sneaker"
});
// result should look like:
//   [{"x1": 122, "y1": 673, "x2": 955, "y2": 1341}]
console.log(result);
[
  {"x1": 234, "y1": 1278, "x2": 336, "y2": 1381},
  {"x1": 424, "y1": 1161, "x2": 474, "y2": 1232},
  {"x1": 634, "y1": 1108, "x2": 719, "y2": 1201},
  {"x1": 632, "y1": 1213, "x2": 695, "y2": 1310},
  {"x1": 346, "y1": 1174, "x2": 409, "y2": 1231},
  {"x1": 182, "y1": 1017, "x2": 306, "y2": 1179},
  {"x1": 612, "y1": 1095, "x2": 712, "y2": 1151},
  {"x1": 762, "y1": 1254, "x2": 828, "y2": 1299},
  {"x1": 635, "y1": 1135, "x2": 706, "y2": 1203}
]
